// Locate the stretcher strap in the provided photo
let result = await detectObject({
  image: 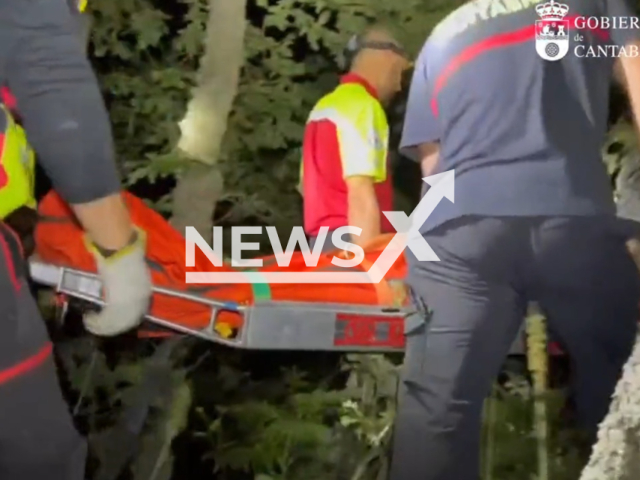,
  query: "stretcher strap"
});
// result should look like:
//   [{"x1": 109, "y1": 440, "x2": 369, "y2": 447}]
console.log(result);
[{"x1": 243, "y1": 270, "x2": 272, "y2": 300}]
